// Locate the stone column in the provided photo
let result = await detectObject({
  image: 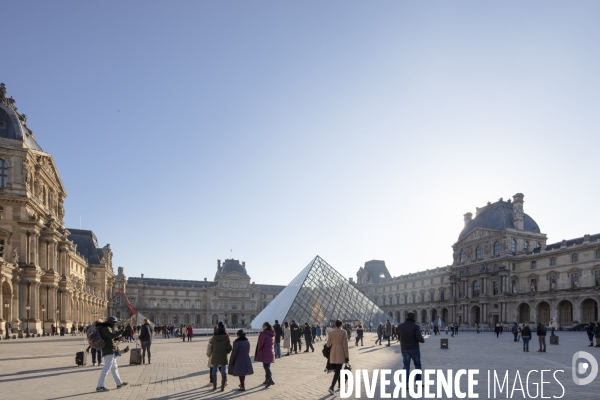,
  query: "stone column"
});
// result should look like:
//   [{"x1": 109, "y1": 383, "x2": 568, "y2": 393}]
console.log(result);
[{"x1": 12, "y1": 277, "x2": 20, "y2": 329}]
